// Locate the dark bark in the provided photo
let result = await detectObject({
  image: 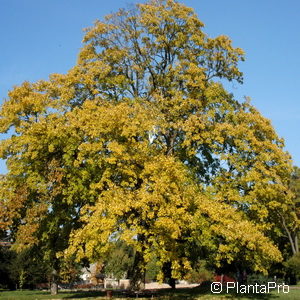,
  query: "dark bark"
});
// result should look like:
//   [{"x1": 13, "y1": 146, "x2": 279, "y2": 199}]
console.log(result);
[
  {"x1": 169, "y1": 277, "x2": 176, "y2": 289},
  {"x1": 163, "y1": 262, "x2": 176, "y2": 289},
  {"x1": 129, "y1": 250, "x2": 145, "y2": 290}
]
